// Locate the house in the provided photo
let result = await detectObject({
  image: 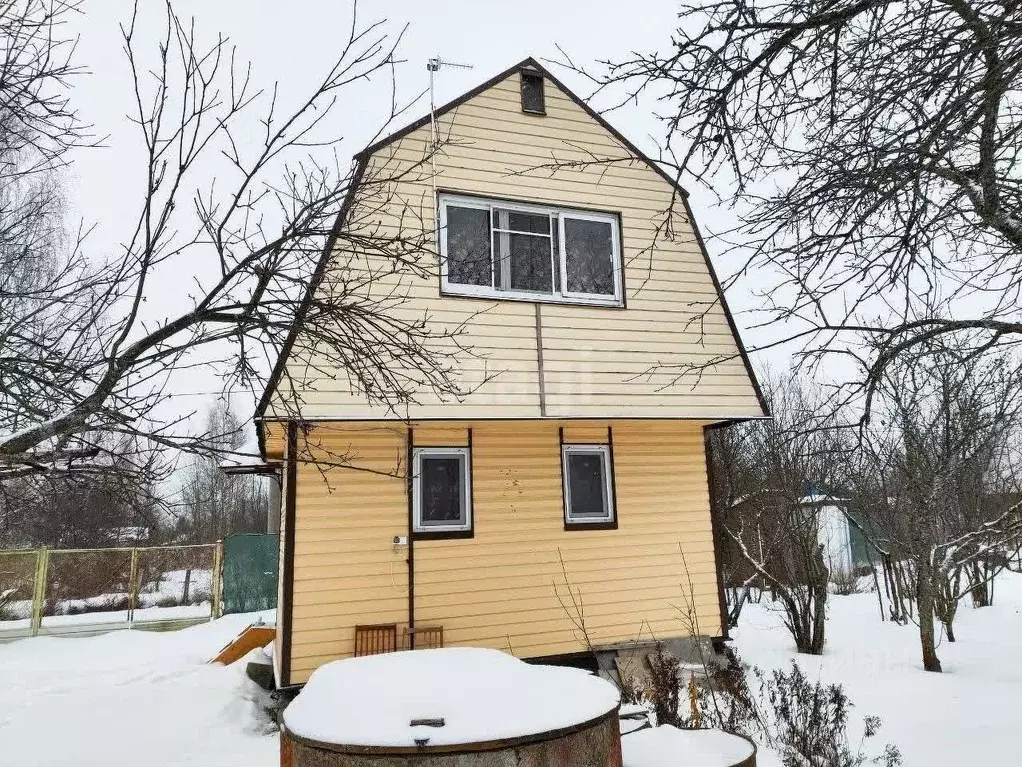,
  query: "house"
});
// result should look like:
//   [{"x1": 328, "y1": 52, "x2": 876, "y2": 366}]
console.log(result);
[
  {"x1": 722, "y1": 483, "x2": 880, "y2": 591},
  {"x1": 255, "y1": 58, "x2": 767, "y2": 688},
  {"x1": 800, "y1": 482, "x2": 877, "y2": 578}
]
